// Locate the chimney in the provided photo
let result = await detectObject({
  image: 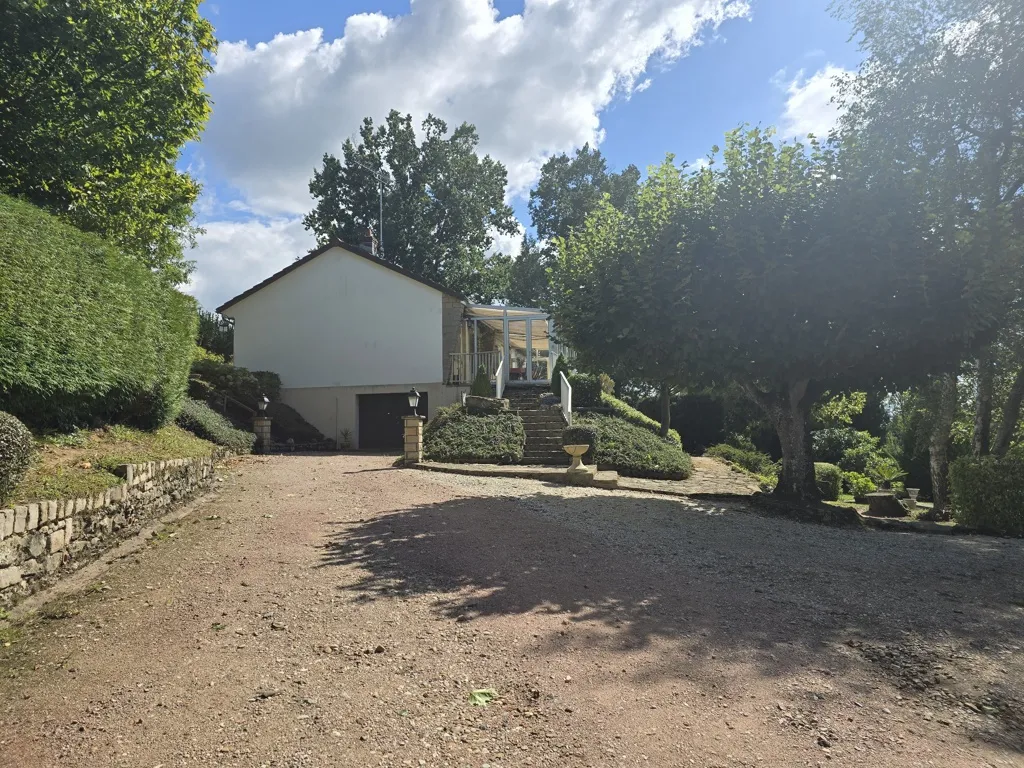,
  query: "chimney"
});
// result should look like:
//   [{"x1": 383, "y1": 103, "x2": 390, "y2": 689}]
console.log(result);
[{"x1": 360, "y1": 226, "x2": 378, "y2": 256}]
